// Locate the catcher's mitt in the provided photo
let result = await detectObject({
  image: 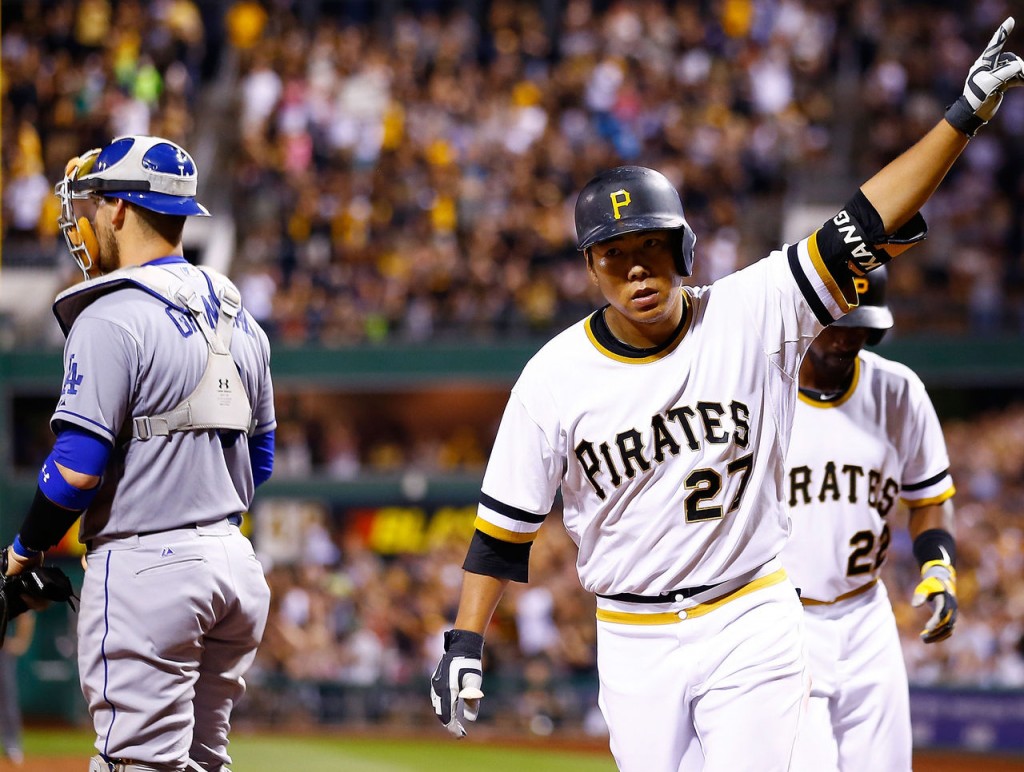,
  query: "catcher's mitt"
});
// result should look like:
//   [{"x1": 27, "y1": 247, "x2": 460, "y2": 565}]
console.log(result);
[{"x1": 0, "y1": 547, "x2": 78, "y2": 648}]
